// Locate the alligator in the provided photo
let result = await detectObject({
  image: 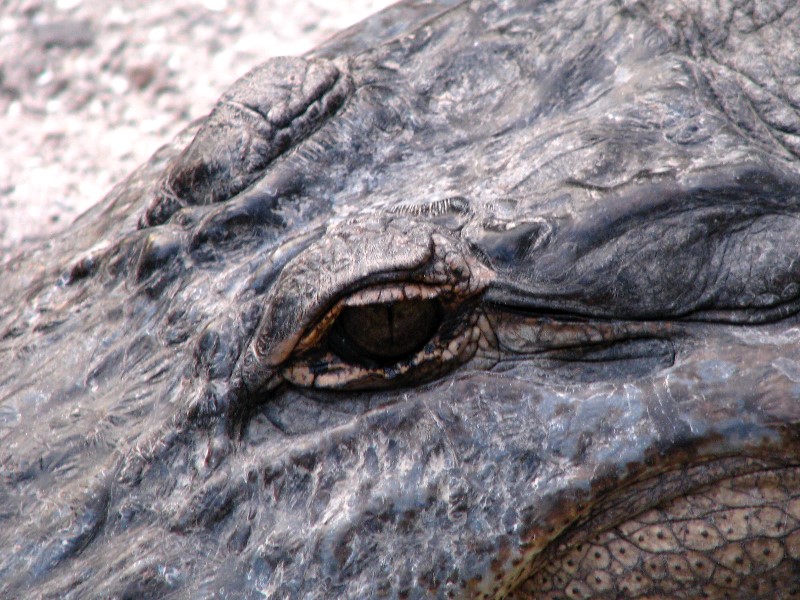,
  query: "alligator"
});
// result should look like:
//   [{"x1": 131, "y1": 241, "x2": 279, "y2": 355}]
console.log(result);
[{"x1": 2, "y1": 0, "x2": 800, "y2": 597}]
